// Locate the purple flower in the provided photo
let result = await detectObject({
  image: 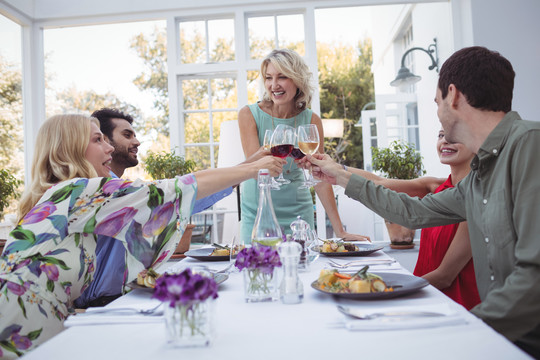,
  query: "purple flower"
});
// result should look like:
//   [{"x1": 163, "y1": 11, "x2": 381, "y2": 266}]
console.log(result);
[
  {"x1": 13, "y1": 258, "x2": 31, "y2": 271},
  {"x1": 152, "y1": 269, "x2": 218, "y2": 307},
  {"x1": 7, "y1": 282, "x2": 27, "y2": 296},
  {"x1": 178, "y1": 174, "x2": 195, "y2": 185},
  {"x1": 234, "y1": 246, "x2": 282, "y2": 273},
  {"x1": 143, "y1": 202, "x2": 174, "y2": 237},
  {"x1": 11, "y1": 333, "x2": 32, "y2": 350},
  {"x1": 21, "y1": 202, "x2": 56, "y2": 225},
  {"x1": 95, "y1": 207, "x2": 137, "y2": 237},
  {"x1": 102, "y1": 179, "x2": 133, "y2": 195},
  {"x1": 40, "y1": 263, "x2": 59, "y2": 281}
]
